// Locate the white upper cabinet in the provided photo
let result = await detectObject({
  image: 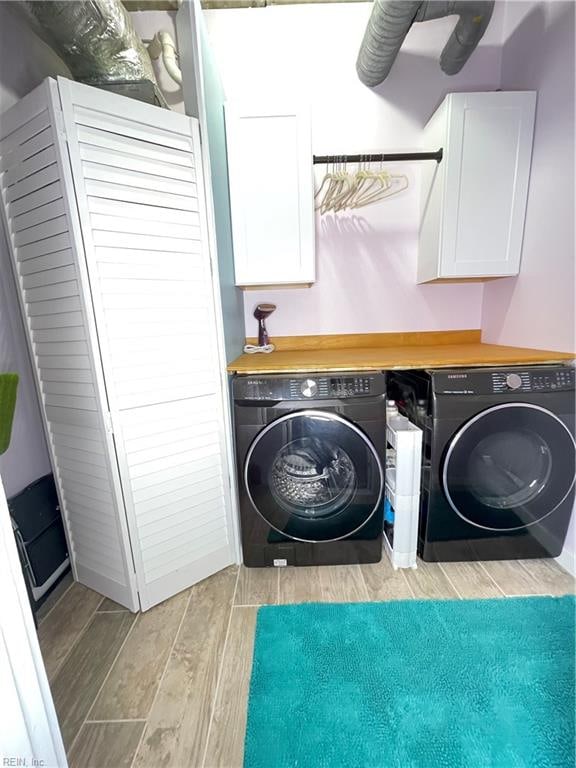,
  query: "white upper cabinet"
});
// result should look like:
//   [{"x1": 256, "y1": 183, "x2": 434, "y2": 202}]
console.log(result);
[
  {"x1": 224, "y1": 103, "x2": 315, "y2": 286},
  {"x1": 418, "y1": 91, "x2": 536, "y2": 283}
]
